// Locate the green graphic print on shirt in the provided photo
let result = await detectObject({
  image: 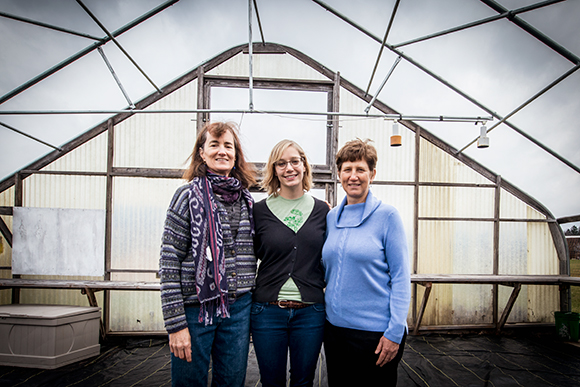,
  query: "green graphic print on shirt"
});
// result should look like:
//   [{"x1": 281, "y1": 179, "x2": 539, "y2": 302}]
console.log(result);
[{"x1": 284, "y1": 208, "x2": 304, "y2": 232}]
